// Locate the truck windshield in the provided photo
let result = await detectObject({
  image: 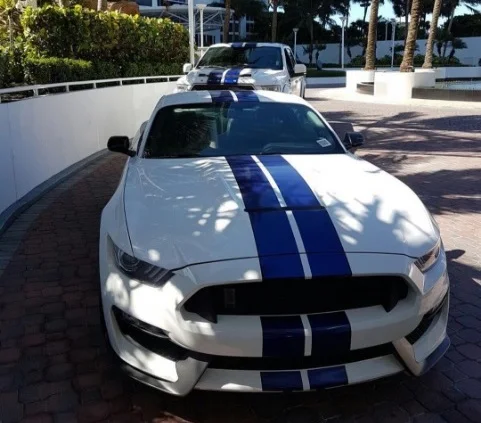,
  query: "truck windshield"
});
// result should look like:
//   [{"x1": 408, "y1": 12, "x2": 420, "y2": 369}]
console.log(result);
[{"x1": 197, "y1": 46, "x2": 283, "y2": 70}]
